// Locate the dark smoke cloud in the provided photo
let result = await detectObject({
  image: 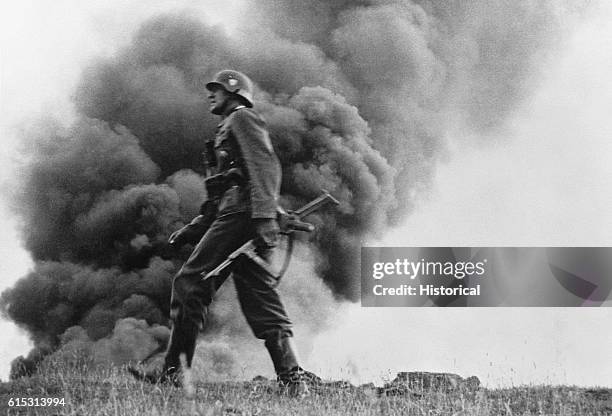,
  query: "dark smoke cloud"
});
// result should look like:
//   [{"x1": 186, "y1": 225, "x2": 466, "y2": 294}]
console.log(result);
[
  {"x1": 13, "y1": 118, "x2": 160, "y2": 261},
  {"x1": 248, "y1": 0, "x2": 570, "y2": 217},
  {"x1": 2, "y1": 1, "x2": 572, "y2": 378},
  {"x1": 2, "y1": 258, "x2": 174, "y2": 344},
  {"x1": 45, "y1": 318, "x2": 170, "y2": 369}
]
